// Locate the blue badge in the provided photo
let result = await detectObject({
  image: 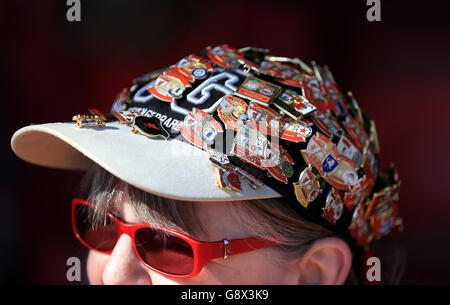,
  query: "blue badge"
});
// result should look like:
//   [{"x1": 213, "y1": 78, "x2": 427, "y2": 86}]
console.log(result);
[{"x1": 322, "y1": 155, "x2": 338, "y2": 173}]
